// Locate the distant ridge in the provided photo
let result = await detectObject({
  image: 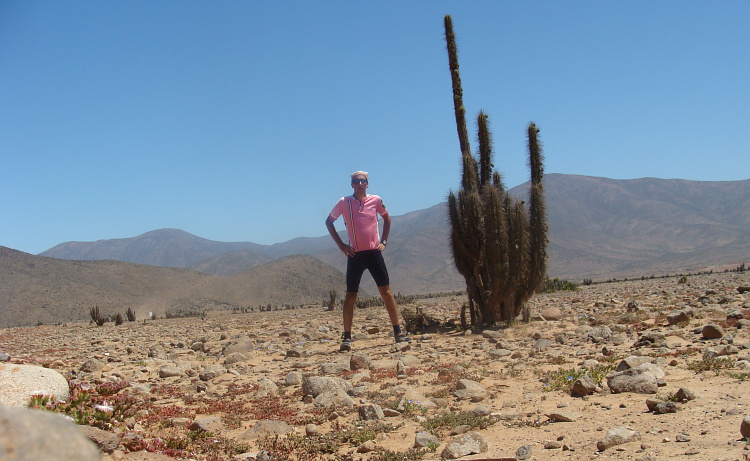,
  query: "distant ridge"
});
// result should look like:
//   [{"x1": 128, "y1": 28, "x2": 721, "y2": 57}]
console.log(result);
[
  {"x1": 0, "y1": 247, "x2": 344, "y2": 328},
  {"x1": 34, "y1": 174, "x2": 750, "y2": 288}
]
